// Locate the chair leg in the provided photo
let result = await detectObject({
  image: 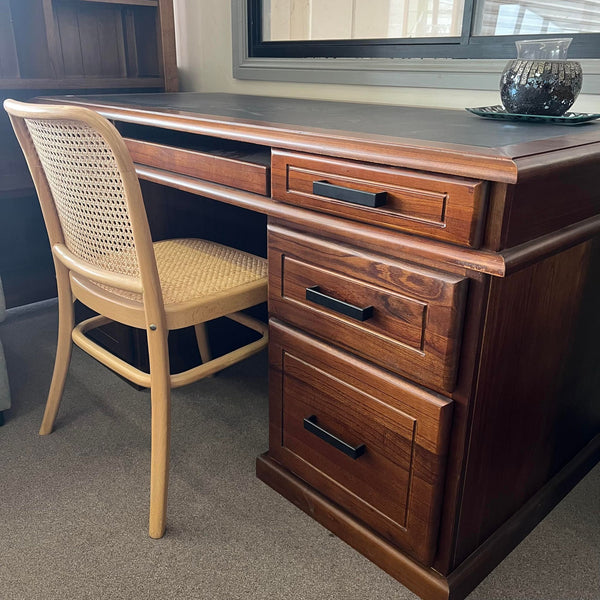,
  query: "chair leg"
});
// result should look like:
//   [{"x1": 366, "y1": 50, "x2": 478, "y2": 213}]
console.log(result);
[
  {"x1": 147, "y1": 324, "x2": 171, "y2": 539},
  {"x1": 194, "y1": 323, "x2": 212, "y2": 364},
  {"x1": 39, "y1": 265, "x2": 74, "y2": 435}
]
